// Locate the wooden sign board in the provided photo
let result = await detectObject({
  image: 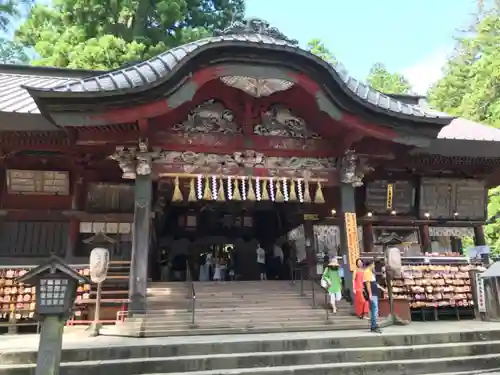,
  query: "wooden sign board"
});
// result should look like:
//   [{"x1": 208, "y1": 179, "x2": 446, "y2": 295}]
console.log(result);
[
  {"x1": 419, "y1": 178, "x2": 486, "y2": 220},
  {"x1": 344, "y1": 212, "x2": 360, "y2": 271},
  {"x1": 365, "y1": 180, "x2": 414, "y2": 214},
  {"x1": 6, "y1": 169, "x2": 69, "y2": 195},
  {"x1": 303, "y1": 214, "x2": 319, "y2": 221}
]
